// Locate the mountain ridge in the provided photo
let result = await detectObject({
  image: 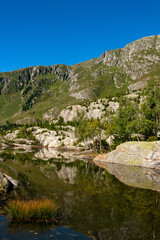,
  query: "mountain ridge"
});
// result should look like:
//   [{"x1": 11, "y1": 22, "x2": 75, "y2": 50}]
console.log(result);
[
  {"x1": 3, "y1": 34, "x2": 159, "y2": 72},
  {"x1": 0, "y1": 34, "x2": 160, "y2": 122}
]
